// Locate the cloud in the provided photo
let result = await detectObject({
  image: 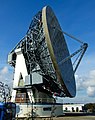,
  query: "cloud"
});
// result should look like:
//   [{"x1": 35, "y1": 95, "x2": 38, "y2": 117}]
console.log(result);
[
  {"x1": 0, "y1": 66, "x2": 13, "y2": 87},
  {"x1": 87, "y1": 86, "x2": 95, "y2": 97},
  {"x1": 75, "y1": 69, "x2": 95, "y2": 97},
  {"x1": 75, "y1": 74, "x2": 84, "y2": 91},
  {"x1": 89, "y1": 70, "x2": 95, "y2": 79},
  {"x1": 0, "y1": 66, "x2": 8, "y2": 74}
]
